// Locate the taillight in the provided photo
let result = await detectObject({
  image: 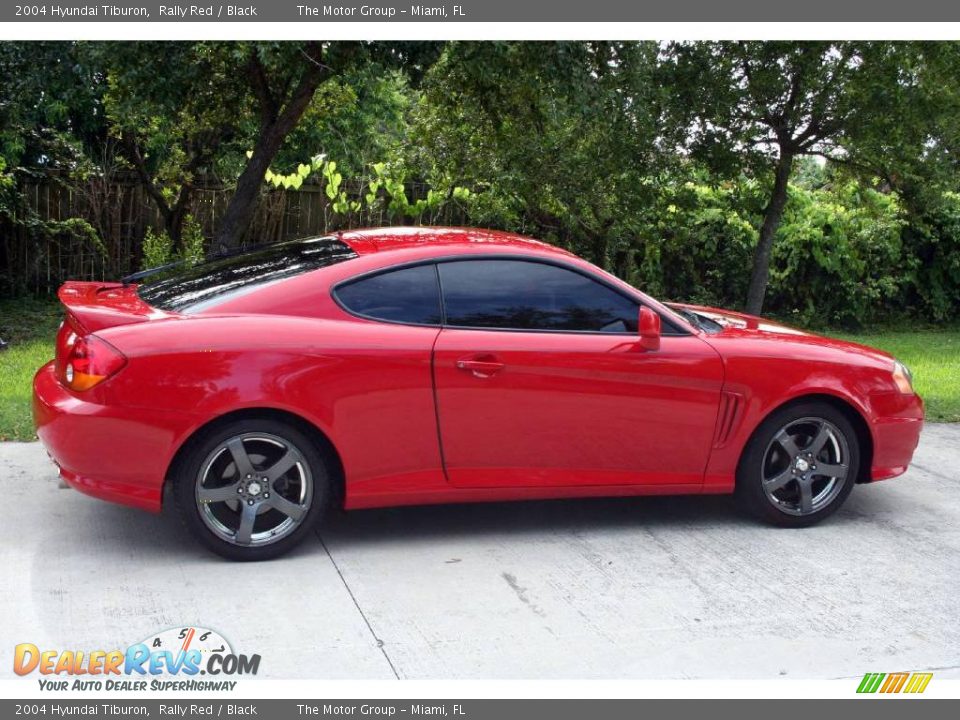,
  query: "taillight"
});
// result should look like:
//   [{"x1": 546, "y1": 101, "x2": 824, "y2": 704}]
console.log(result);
[
  {"x1": 62, "y1": 335, "x2": 127, "y2": 392},
  {"x1": 54, "y1": 318, "x2": 79, "y2": 380}
]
